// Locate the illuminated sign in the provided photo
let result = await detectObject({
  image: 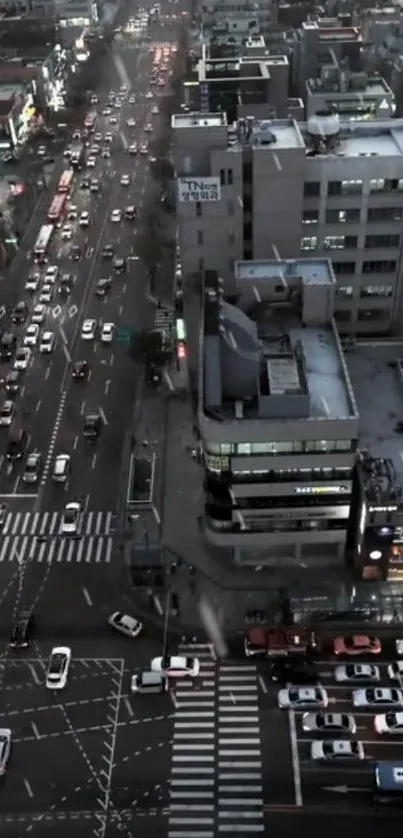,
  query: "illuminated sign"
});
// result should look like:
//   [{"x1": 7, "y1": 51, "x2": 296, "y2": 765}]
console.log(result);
[
  {"x1": 176, "y1": 319, "x2": 186, "y2": 341},
  {"x1": 204, "y1": 453, "x2": 229, "y2": 472},
  {"x1": 369, "y1": 506, "x2": 398, "y2": 512},
  {"x1": 177, "y1": 341, "x2": 187, "y2": 360},
  {"x1": 294, "y1": 485, "x2": 349, "y2": 495},
  {"x1": 177, "y1": 177, "x2": 221, "y2": 203}
]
